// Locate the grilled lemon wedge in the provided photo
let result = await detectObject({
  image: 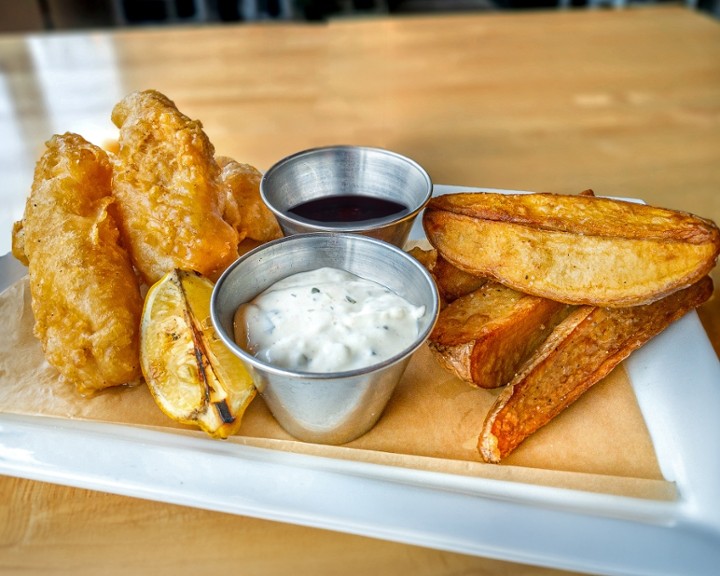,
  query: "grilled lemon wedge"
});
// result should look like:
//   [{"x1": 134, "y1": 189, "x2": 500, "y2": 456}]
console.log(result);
[{"x1": 140, "y1": 269, "x2": 256, "y2": 438}]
